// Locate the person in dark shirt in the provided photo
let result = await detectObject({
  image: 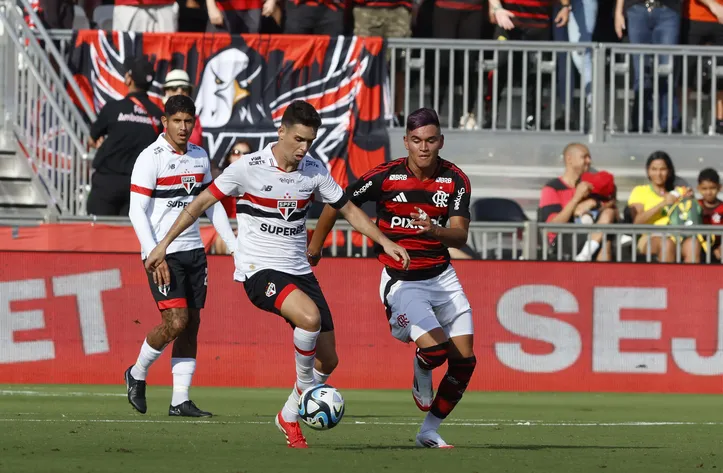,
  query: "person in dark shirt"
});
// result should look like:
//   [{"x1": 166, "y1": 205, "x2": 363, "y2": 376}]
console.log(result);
[{"x1": 87, "y1": 57, "x2": 163, "y2": 216}]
